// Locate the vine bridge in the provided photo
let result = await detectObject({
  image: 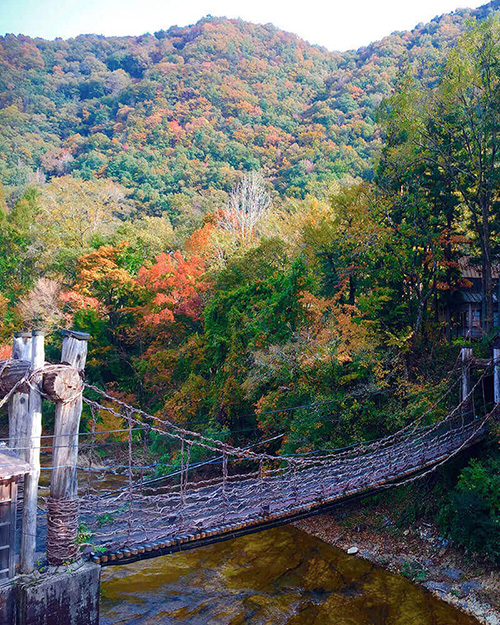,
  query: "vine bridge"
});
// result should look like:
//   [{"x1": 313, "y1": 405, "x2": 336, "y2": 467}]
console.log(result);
[
  {"x1": 79, "y1": 375, "x2": 491, "y2": 567},
  {"x1": 0, "y1": 333, "x2": 495, "y2": 572}
]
